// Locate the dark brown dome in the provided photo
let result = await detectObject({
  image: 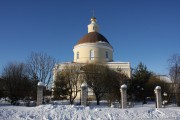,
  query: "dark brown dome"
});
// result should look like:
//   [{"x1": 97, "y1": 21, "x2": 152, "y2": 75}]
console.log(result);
[{"x1": 77, "y1": 32, "x2": 110, "y2": 45}]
